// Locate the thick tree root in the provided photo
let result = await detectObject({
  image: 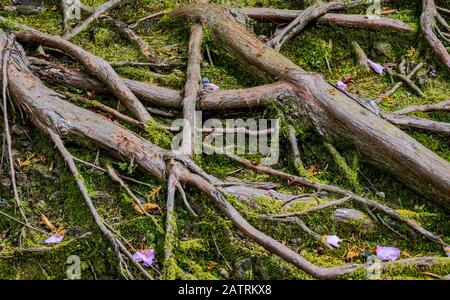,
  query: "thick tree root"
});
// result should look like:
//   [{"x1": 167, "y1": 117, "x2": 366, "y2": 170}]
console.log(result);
[
  {"x1": 16, "y1": 28, "x2": 152, "y2": 122},
  {"x1": 172, "y1": 3, "x2": 450, "y2": 210}
]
